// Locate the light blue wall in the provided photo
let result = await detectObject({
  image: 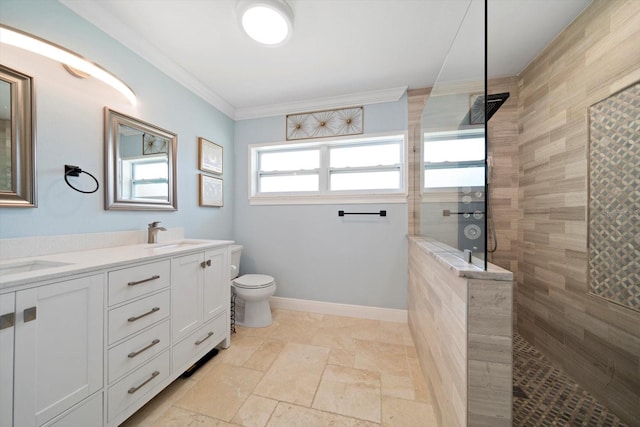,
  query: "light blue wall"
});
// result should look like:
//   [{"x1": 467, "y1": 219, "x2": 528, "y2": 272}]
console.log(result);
[
  {"x1": 233, "y1": 97, "x2": 409, "y2": 310},
  {"x1": 0, "y1": 0, "x2": 235, "y2": 240}
]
